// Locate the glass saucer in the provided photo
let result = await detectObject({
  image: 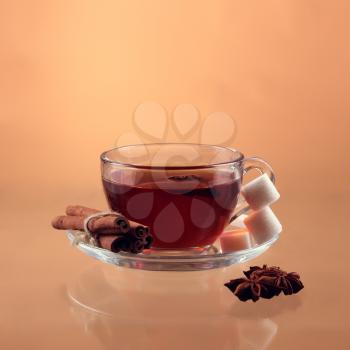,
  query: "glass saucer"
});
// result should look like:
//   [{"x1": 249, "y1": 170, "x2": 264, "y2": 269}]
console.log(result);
[{"x1": 66, "y1": 228, "x2": 279, "y2": 271}]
